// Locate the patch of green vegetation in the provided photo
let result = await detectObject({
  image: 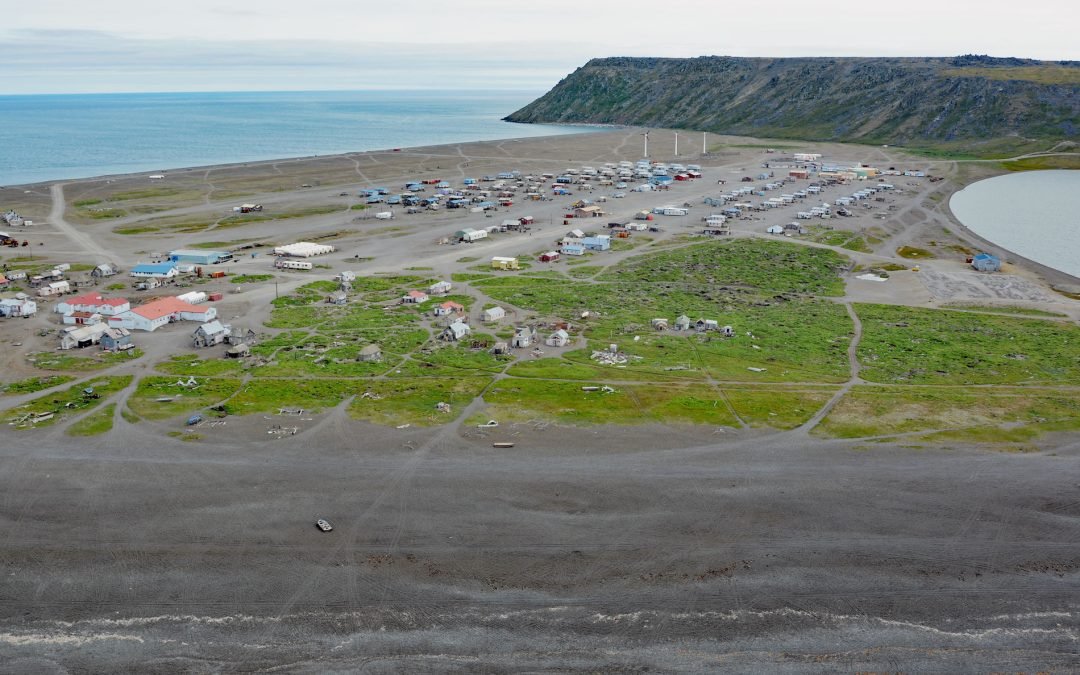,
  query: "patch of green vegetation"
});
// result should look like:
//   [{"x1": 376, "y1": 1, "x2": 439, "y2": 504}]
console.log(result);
[
  {"x1": 216, "y1": 205, "x2": 342, "y2": 228},
  {"x1": 1001, "y1": 155, "x2": 1080, "y2": 172},
  {"x1": 725, "y1": 387, "x2": 838, "y2": 429},
  {"x1": 67, "y1": 403, "x2": 115, "y2": 436},
  {"x1": 225, "y1": 378, "x2": 357, "y2": 416},
  {"x1": 482, "y1": 379, "x2": 740, "y2": 426},
  {"x1": 231, "y1": 274, "x2": 274, "y2": 284},
  {"x1": 405, "y1": 266, "x2": 434, "y2": 271},
  {"x1": 121, "y1": 407, "x2": 141, "y2": 424},
  {"x1": 350, "y1": 204, "x2": 369, "y2": 211},
  {"x1": 4, "y1": 375, "x2": 132, "y2": 429},
  {"x1": 155, "y1": 355, "x2": 246, "y2": 377},
  {"x1": 816, "y1": 386, "x2": 1080, "y2": 441},
  {"x1": 105, "y1": 283, "x2": 127, "y2": 291},
  {"x1": 451, "y1": 273, "x2": 494, "y2": 283},
  {"x1": 941, "y1": 66, "x2": 1080, "y2": 86},
  {"x1": 597, "y1": 238, "x2": 847, "y2": 297},
  {"x1": 127, "y1": 376, "x2": 243, "y2": 421},
  {"x1": 567, "y1": 265, "x2": 603, "y2": 279},
  {"x1": 877, "y1": 263, "x2": 908, "y2": 272},
  {"x1": 942, "y1": 304, "x2": 1067, "y2": 318},
  {"x1": 456, "y1": 256, "x2": 480, "y2": 263},
  {"x1": 73, "y1": 198, "x2": 103, "y2": 207},
  {"x1": 896, "y1": 246, "x2": 934, "y2": 259},
  {"x1": 2, "y1": 375, "x2": 76, "y2": 396},
  {"x1": 79, "y1": 208, "x2": 127, "y2": 220},
  {"x1": 855, "y1": 304, "x2": 1080, "y2": 385},
  {"x1": 347, "y1": 377, "x2": 493, "y2": 427},
  {"x1": 189, "y1": 239, "x2": 262, "y2": 249},
  {"x1": 27, "y1": 349, "x2": 143, "y2": 372},
  {"x1": 168, "y1": 430, "x2": 203, "y2": 442},
  {"x1": 113, "y1": 226, "x2": 160, "y2": 235},
  {"x1": 107, "y1": 187, "x2": 187, "y2": 201}
]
